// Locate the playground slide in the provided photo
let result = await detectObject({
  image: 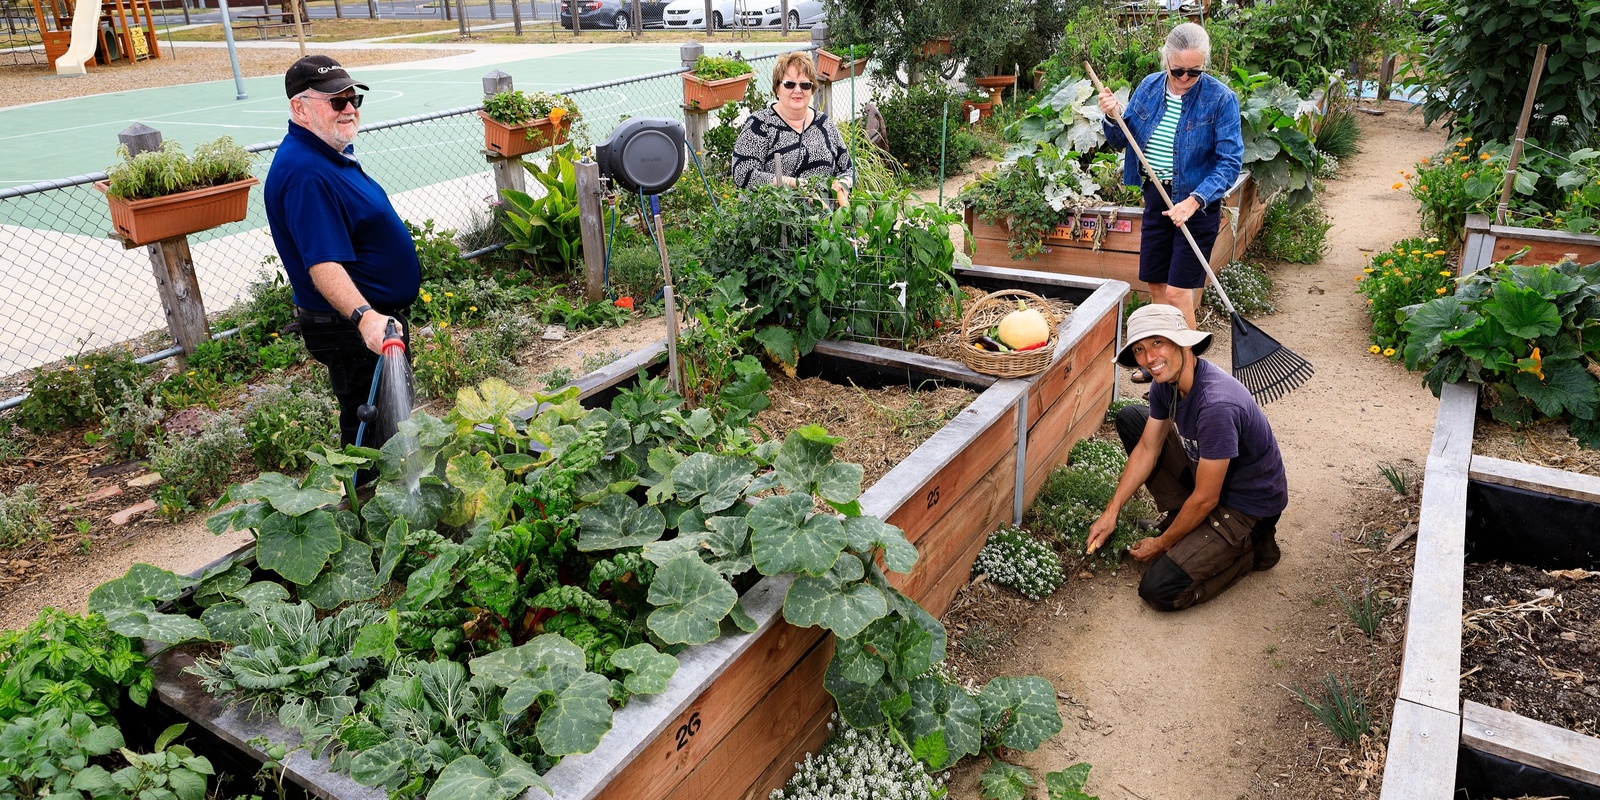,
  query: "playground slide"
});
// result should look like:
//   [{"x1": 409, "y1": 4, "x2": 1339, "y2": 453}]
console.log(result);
[{"x1": 54, "y1": 0, "x2": 98, "y2": 76}]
